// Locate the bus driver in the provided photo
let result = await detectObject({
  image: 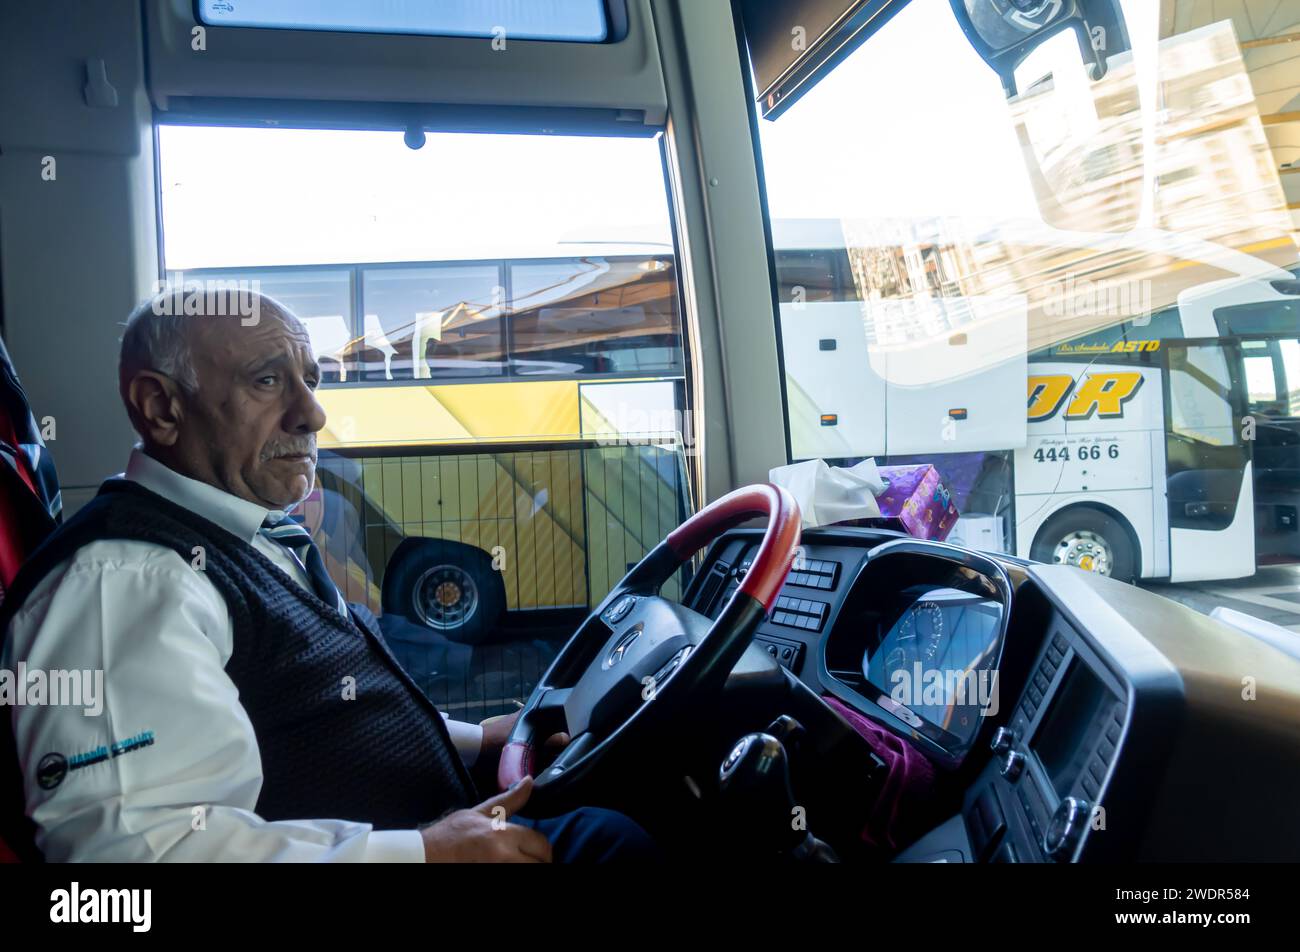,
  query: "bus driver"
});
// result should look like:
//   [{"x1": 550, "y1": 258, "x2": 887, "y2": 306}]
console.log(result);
[{"x1": 0, "y1": 289, "x2": 656, "y2": 863}]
